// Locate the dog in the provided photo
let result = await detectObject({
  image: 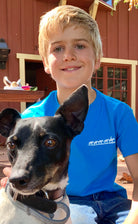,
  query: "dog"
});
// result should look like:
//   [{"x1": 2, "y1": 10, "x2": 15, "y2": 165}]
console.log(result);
[{"x1": 0, "y1": 85, "x2": 88, "y2": 224}]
